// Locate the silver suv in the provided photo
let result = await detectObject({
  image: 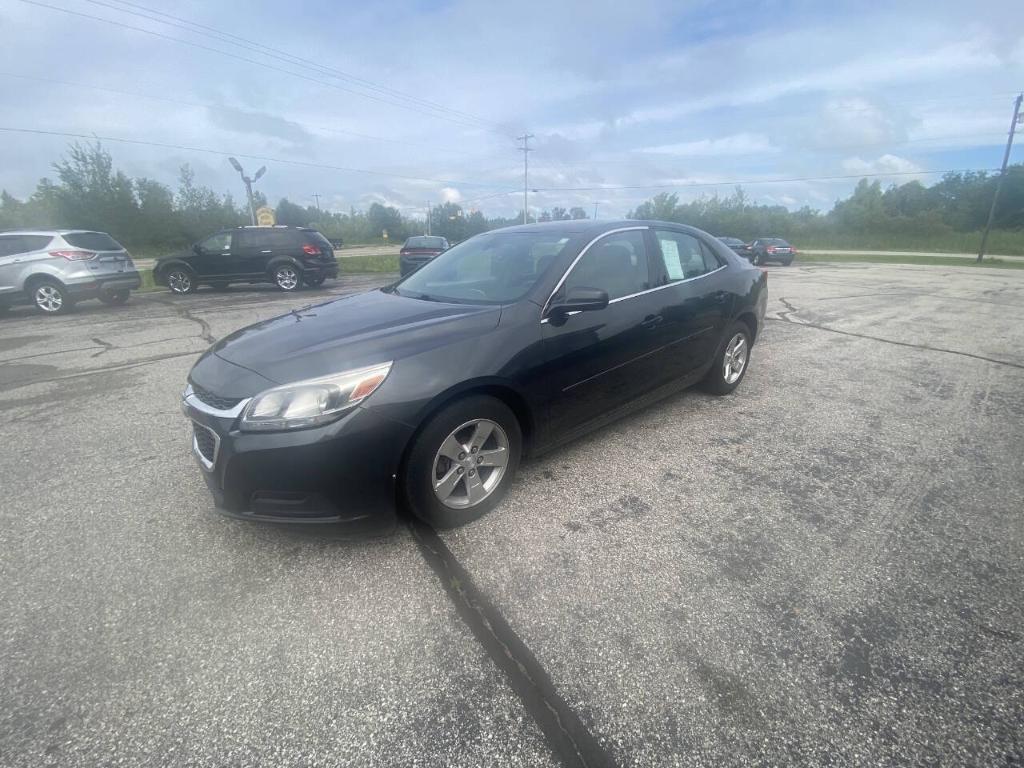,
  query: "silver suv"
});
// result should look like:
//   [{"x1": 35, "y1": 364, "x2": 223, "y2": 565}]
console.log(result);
[{"x1": 0, "y1": 230, "x2": 142, "y2": 315}]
